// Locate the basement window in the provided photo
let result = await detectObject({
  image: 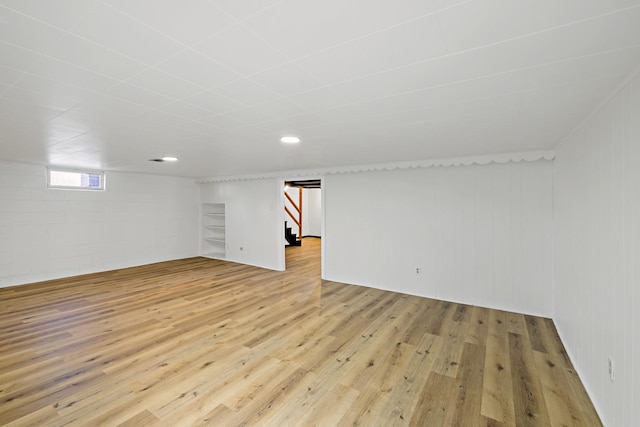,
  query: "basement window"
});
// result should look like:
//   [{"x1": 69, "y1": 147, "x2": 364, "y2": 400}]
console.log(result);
[{"x1": 47, "y1": 168, "x2": 105, "y2": 190}]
